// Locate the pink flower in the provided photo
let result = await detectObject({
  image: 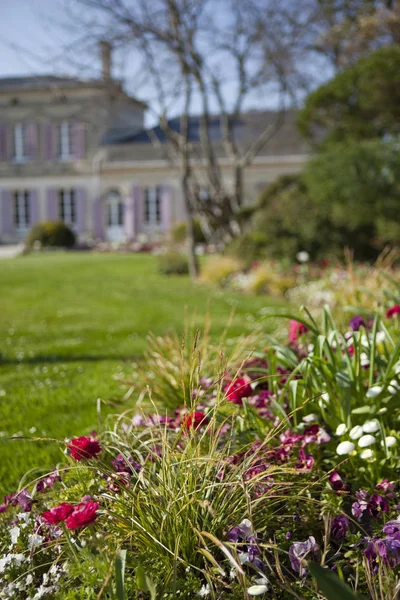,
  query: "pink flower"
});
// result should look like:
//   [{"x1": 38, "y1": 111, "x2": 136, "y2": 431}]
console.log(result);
[
  {"x1": 42, "y1": 502, "x2": 75, "y2": 525},
  {"x1": 386, "y1": 305, "x2": 400, "y2": 318},
  {"x1": 182, "y1": 411, "x2": 209, "y2": 430},
  {"x1": 67, "y1": 436, "x2": 101, "y2": 461},
  {"x1": 288, "y1": 320, "x2": 308, "y2": 344},
  {"x1": 65, "y1": 501, "x2": 99, "y2": 530},
  {"x1": 224, "y1": 378, "x2": 252, "y2": 405}
]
